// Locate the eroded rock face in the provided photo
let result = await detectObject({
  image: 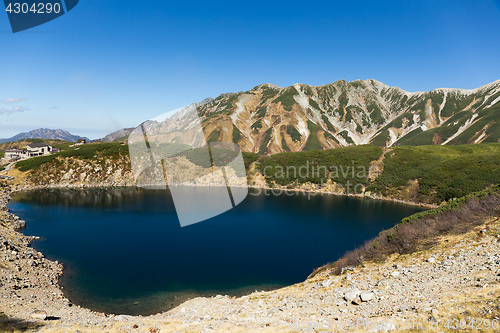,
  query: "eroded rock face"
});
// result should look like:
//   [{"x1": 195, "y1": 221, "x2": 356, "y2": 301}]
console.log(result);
[{"x1": 25, "y1": 155, "x2": 135, "y2": 187}]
